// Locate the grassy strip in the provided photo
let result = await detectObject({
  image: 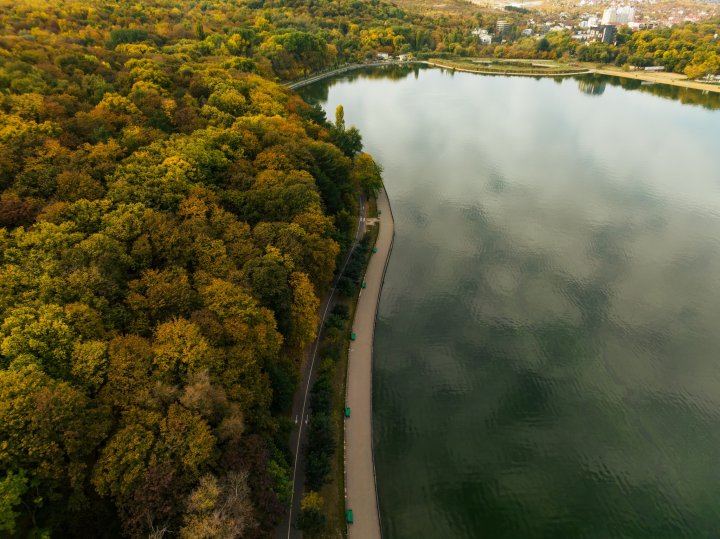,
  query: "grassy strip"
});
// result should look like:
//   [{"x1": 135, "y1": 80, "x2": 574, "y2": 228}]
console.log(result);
[
  {"x1": 587, "y1": 65, "x2": 720, "y2": 94},
  {"x1": 367, "y1": 196, "x2": 379, "y2": 219},
  {"x1": 428, "y1": 57, "x2": 588, "y2": 76}
]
